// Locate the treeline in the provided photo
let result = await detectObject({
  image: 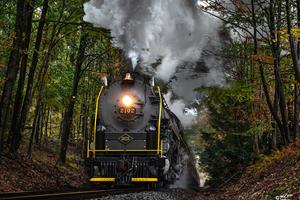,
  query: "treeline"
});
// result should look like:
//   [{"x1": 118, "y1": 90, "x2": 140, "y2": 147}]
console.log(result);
[
  {"x1": 194, "y1": 0, "x2": 300, "y2": 185},
  {"x1": 0, "y1": 0, "x2": 123, "y2": 163}
]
